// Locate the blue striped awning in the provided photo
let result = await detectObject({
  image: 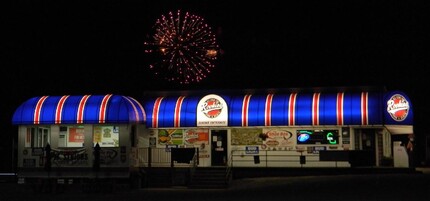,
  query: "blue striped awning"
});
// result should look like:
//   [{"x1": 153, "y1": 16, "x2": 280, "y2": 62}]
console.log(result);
[
  {"x1": 145, "y1": 96, "x2": 200, "y2": 128},
  {"x1": 228, "y1": 92, "x2": 383, "y2": 126},
  {"x1": 12, "y1": 94, "x2": 146, "y2": 125},
  {"x1": 143, "y1": 91, "x2": 413, "y2": 128}
]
